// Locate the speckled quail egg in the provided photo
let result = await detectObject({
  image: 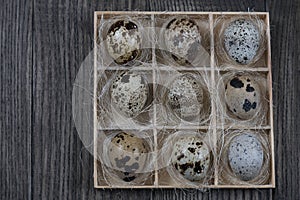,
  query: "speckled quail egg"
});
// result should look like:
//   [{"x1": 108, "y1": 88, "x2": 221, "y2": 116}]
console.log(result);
[
  {"x1": 164, "y1": 18, "x2": 201, "y2": 65},
  {"x1": 223, "y1": 19, "x2": 260, "y2": 64},
  {"x1": 228, "y1": 133, "x2": 264, "y2": 181},
  {"x1": 107, "y1": 132, "x2": 150, "y2": 182},
  {"x1": 110, "y1": 71, "x2": 149, "y2": 118},
  {"x1": 106, "y1": 20, "x2": 141, "y2": 64},
  {"x1": 225, "y1": 75, "x2": 261, "y2": 120},
  {"x1": 167, "y1": 73, "x2": 204, "y2": 121},
  {"x1": 170, "y1": 134, "x2": 211, "y2": 181}
]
